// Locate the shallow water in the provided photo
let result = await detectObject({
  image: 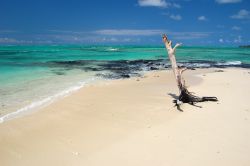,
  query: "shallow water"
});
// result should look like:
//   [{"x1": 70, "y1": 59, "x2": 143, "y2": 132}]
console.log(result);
[{"x1": 0, "y1": 45, "x2": 250, "y2": 121}]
